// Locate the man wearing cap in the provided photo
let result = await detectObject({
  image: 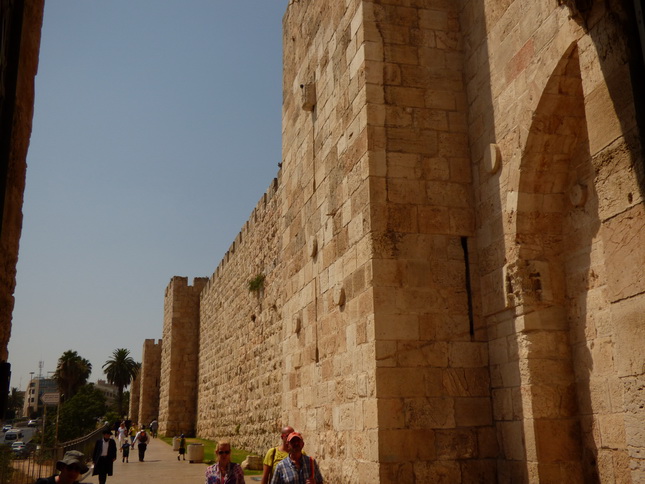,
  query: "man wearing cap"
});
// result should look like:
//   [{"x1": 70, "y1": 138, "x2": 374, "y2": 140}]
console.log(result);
[
  {"x1": 271, "y1": 432, "x2": 323, "y2": 484},
  {"x1": 260, "y1": 425, "x2": 294, "y2": 484},
  {"x1": 35, "y1": 450, "x2": 88, "y2": 484},
  {"x1": 92, "y1": 428, "x2": 117, "y2": 484}
]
